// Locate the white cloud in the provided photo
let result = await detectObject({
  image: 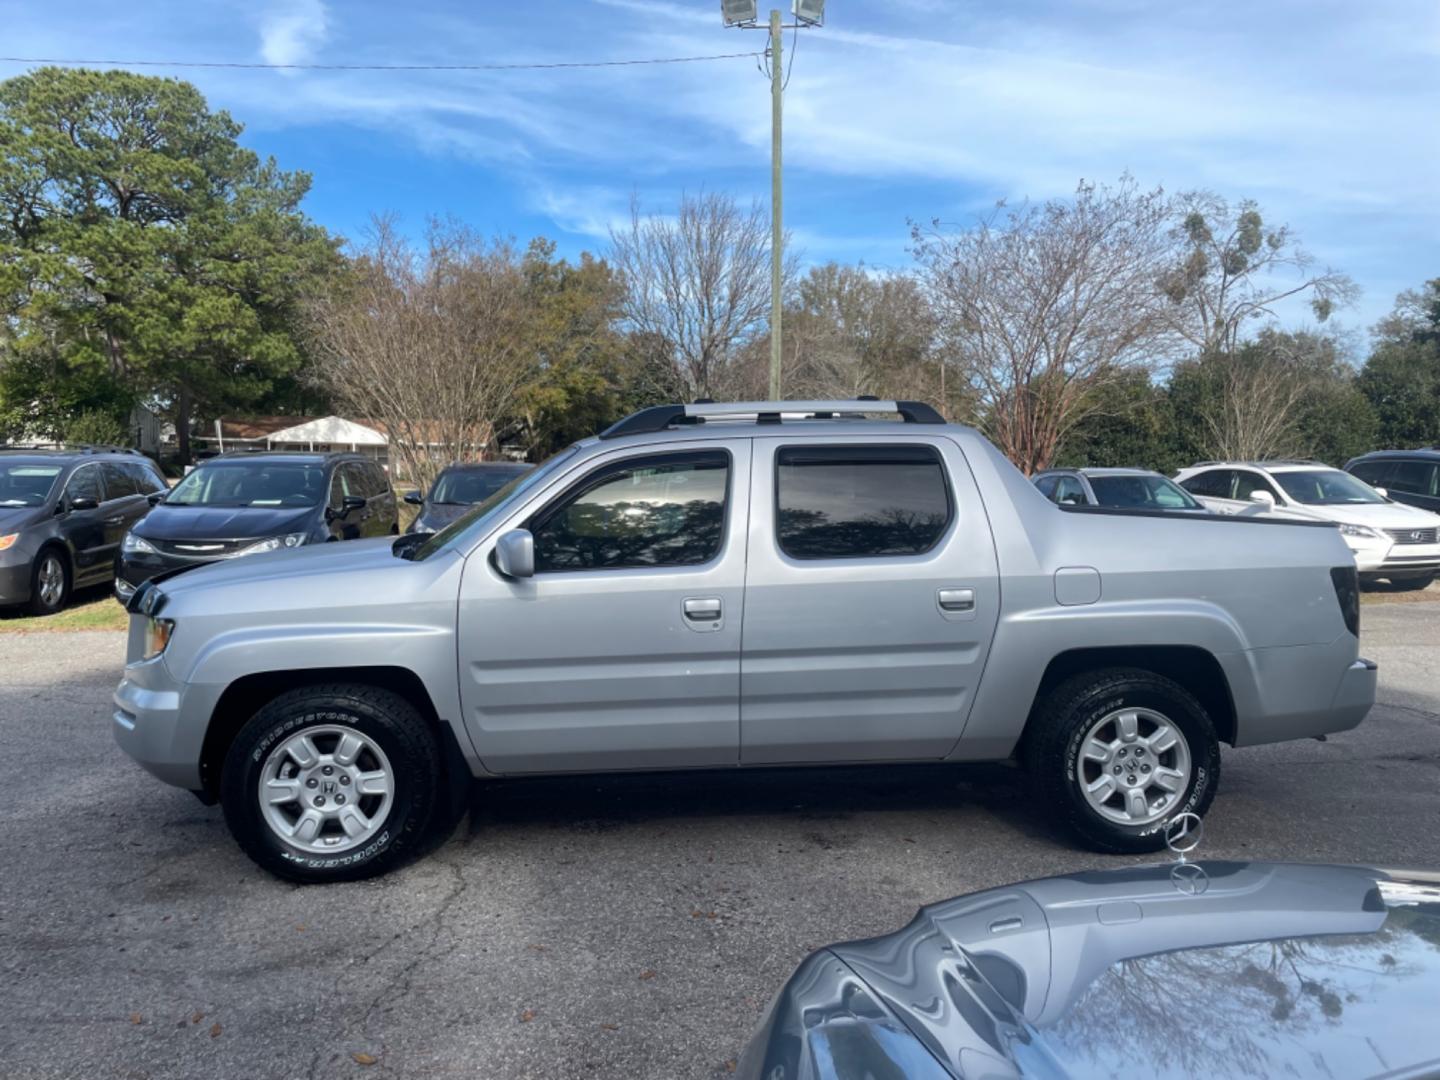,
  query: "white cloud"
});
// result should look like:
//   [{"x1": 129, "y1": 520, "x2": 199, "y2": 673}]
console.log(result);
[{"x1": 258, "y1": 0, "x2": 329, "y2": 67}]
